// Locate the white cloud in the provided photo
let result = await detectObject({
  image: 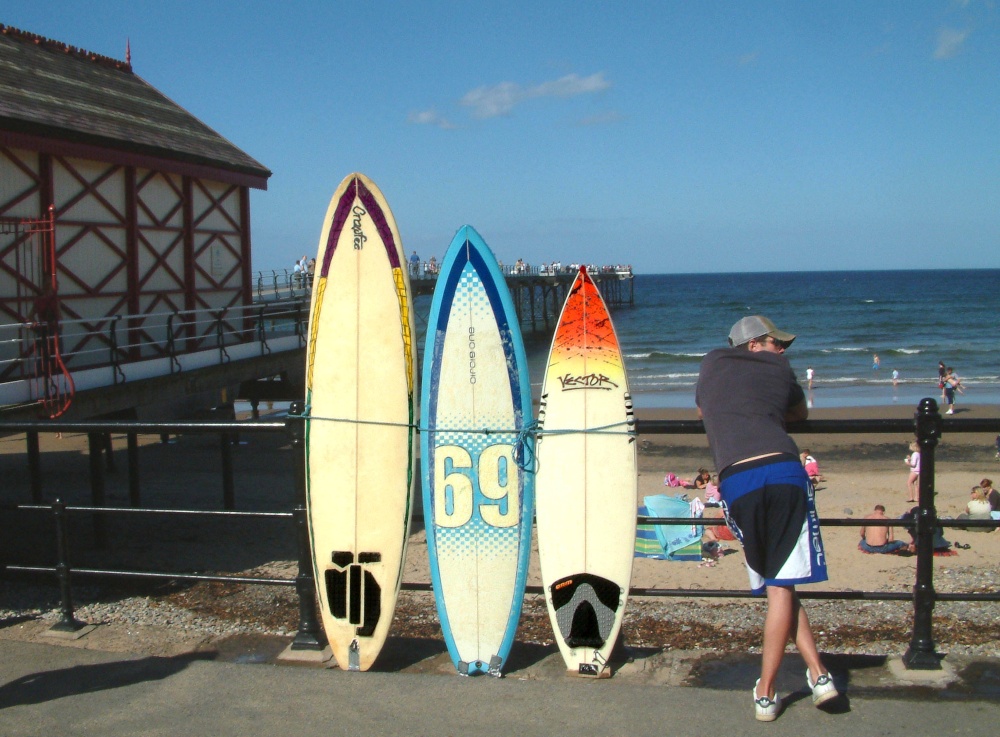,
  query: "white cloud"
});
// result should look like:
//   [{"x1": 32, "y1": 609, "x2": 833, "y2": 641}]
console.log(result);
[
  {"x1": 738, "y1": 51, "x2": 759, "y2": 66},
  {"x1": 934, "y1": 27, "x2": 969, "y2": 59},
  {"x1": 407, "y1": 109, "x2": 455, "y2": 129},
  {"x1": 460, "y1": 72, "x2": 611, "y2": 119}
]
